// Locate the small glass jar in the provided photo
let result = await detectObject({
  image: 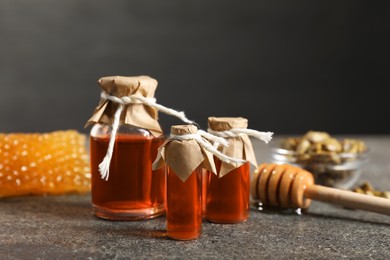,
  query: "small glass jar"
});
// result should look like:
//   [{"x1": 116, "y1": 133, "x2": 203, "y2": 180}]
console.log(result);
[
  {"x1": 90, "y1": 123, "x2": 166, "y2": 220},
  {"x1": 204, "y1": 117, "x2": 260, "y2": 224},
  {"x1": 153, "y1": 125, "x2": 212, "y2": 240}
]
